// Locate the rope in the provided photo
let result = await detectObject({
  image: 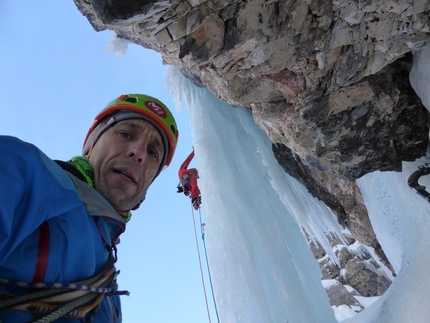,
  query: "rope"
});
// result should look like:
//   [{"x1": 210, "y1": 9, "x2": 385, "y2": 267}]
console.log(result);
[
  {"x1": 0, "y1": 254, "x2": 128, "y2": 322},
  {"x1": 191, "y1": 205, "x2": 220, "y2": 323},
  {"x1": 191, "y1": 205, "x2": 212, "y2": 323},
  {"x1": 0, "y1": 278, "x2": 126, "y2": 300},
  {"x1": 0, "y1": 255, "x2": 125, "y2": 311},
  {"x1": 198, "y1": 209, "x2": 220, "y2": 323},
  {"x1": 32, "y1": 291, "x2": 101, "y2": 323},
  {"x1": 31, "y1": 268, "x2": 116, "y2": 323}
]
